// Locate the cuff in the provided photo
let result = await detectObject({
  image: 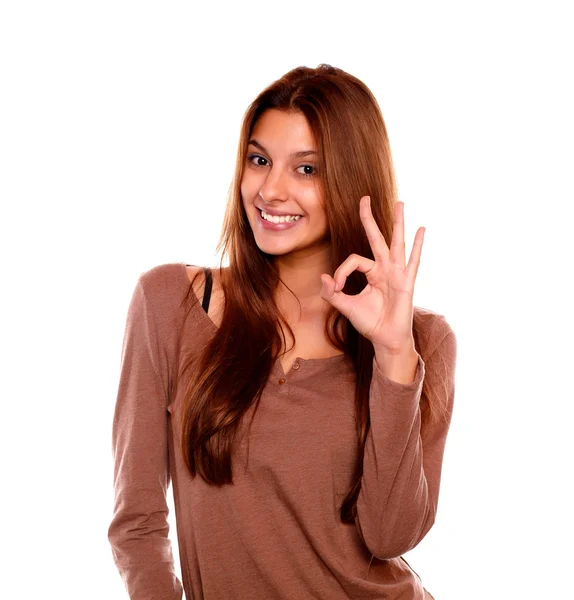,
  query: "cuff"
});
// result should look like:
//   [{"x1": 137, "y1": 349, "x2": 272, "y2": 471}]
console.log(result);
[{"x1": 372, "y1": 352, "x2": 426, "y2": 395}]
